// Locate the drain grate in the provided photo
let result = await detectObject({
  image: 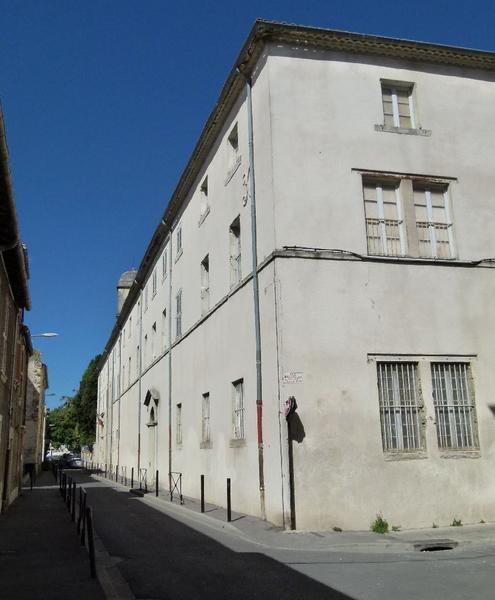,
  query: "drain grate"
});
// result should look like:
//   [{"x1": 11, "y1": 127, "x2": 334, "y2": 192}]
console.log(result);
[{"x1": 413, "y1": 539, "x2": 458, "y2": 552}]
